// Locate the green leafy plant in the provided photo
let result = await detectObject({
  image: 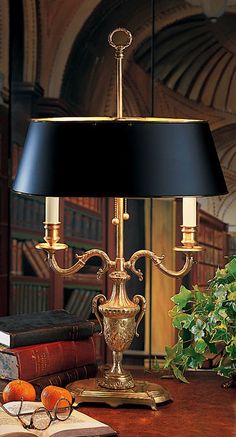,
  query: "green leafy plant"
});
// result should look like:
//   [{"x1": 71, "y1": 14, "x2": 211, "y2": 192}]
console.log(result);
[{"x1": 163, "y1": 256, "x2": 236, "y2": 384}]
